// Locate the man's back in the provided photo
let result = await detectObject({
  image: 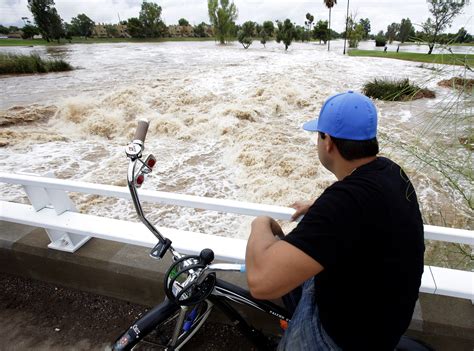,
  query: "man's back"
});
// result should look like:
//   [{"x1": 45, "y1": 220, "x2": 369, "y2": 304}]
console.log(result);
[{"x1": 284, "y1": 157, "x2": 425, "y2": 350}]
